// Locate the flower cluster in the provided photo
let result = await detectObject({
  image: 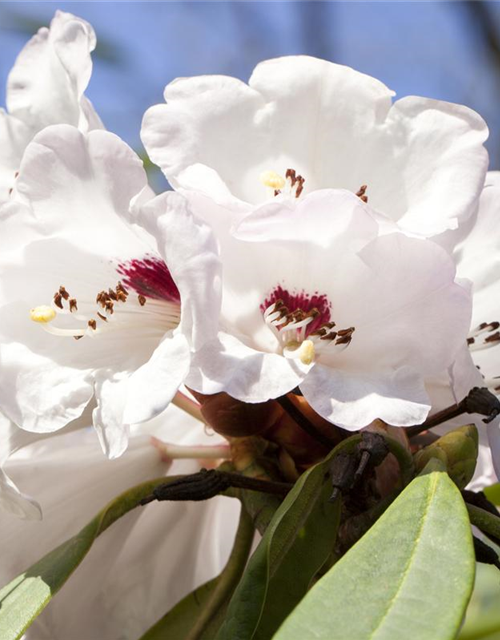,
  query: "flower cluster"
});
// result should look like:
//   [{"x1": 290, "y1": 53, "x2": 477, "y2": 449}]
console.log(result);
[{"x1": 0, "y1": 10, "x2": 499, "y2": 639}]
